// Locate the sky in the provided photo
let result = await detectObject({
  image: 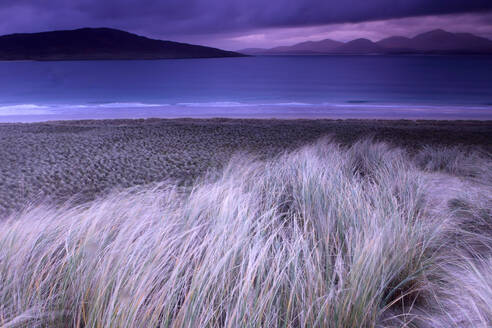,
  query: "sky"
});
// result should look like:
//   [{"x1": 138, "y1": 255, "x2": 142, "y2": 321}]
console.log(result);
[{"x1": 0, "y1": 0, "x2": 491, "y2": 50}]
